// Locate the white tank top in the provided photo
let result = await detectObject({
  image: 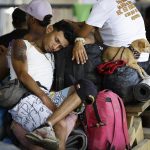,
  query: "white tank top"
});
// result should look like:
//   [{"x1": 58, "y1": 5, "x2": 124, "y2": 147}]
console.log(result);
[{"x1": 8, "y1": 40, "x2": 54, "y2": 91}]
